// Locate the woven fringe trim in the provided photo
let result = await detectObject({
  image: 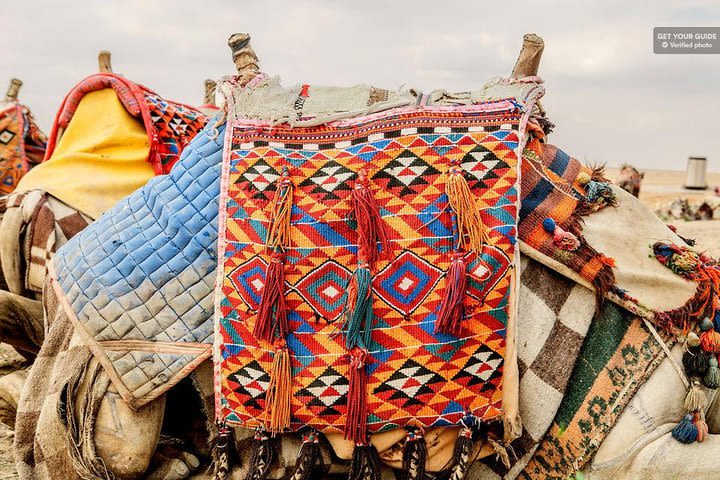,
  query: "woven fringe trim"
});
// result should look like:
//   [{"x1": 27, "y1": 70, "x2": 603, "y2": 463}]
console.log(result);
[
  {"x1": 210, "y1": 422, "x2": 236, "y2": 480},
  {"x1": 564, "y1": 206, "x2": 617, "y2": 307},
  {"x1": 244, "y1": 430, "x2": 275, "y2": 480}
]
